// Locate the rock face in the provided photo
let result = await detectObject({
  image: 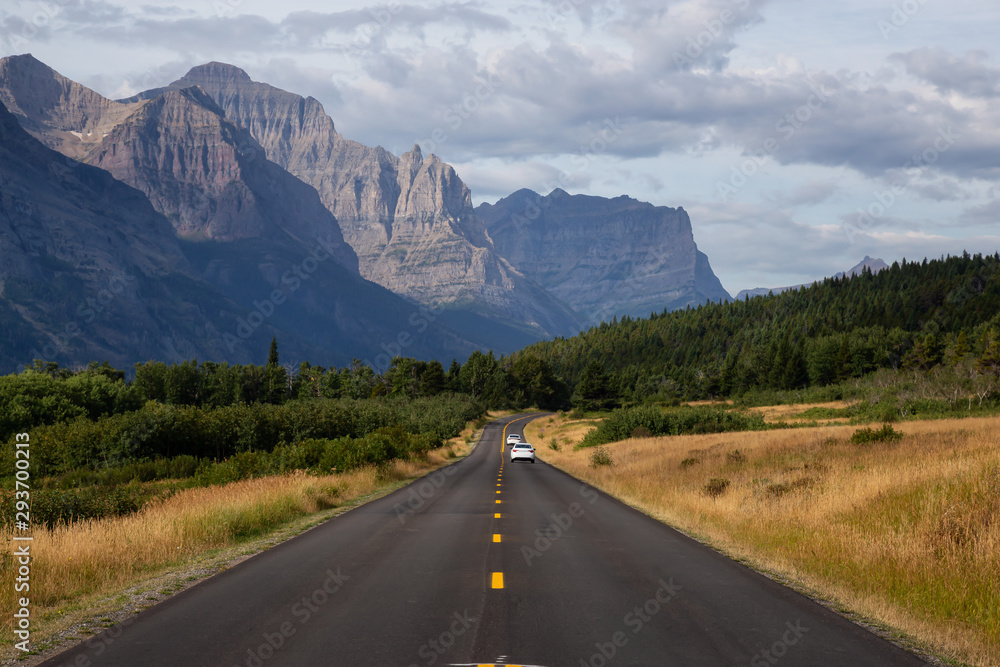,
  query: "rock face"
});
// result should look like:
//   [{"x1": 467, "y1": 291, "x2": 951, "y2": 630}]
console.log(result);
[
  {"x1": 0, "y1": 53, "x2": 140, "y2": 159},
  {"x1": 0, "y1": 97, "x2": 259, "y2": 371},
  {"x1": 0, "y1": 55, "x2": 484, "y2": 370},
  {"x1": 477, "y1": 189, "x2": 732, "y2": 327},
  {"x1": 128, "y1": 63, "x2": 583, "y2": 340}
]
